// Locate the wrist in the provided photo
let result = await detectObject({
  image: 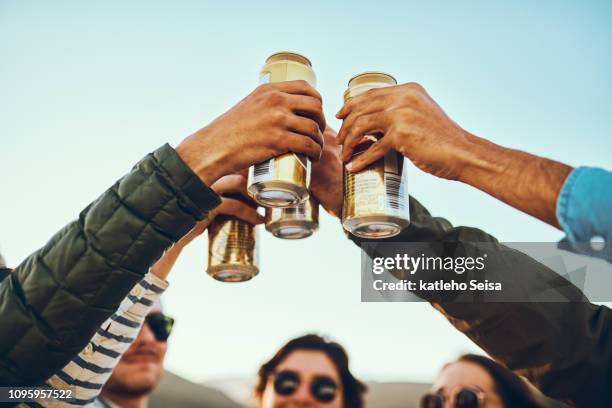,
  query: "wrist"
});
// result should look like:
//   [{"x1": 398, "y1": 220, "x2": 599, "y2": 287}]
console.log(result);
[
  {"x1": 176, "y1": 126, "x2": 229, "y2": 187},
  {"x1": 150, "y1": 244, "x2": 183, "y2": 280}
]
